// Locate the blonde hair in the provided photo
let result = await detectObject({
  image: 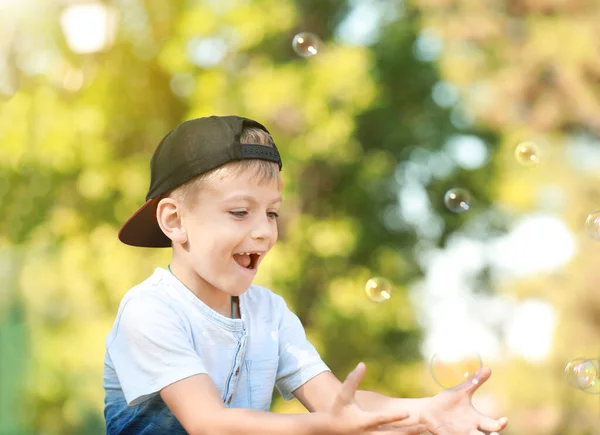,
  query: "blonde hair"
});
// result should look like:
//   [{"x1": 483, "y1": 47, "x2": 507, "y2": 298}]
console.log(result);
[{"x1": 166, "y1": 126, "x2": 281, "y2": 210}]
